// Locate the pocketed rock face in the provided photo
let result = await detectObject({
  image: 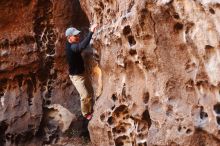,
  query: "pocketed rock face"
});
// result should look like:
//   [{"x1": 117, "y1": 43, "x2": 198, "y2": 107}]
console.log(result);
[
  {"x1": 80, "y1": 0, "x2": 220, "y2": 145},
  {"x1": 0, "y1": 0, "x2": 92, "y2": 145}
]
